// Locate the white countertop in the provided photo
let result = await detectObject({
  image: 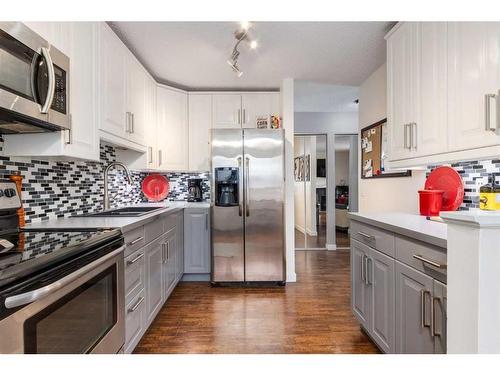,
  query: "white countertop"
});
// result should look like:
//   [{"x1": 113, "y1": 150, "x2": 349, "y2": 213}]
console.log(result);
[
  {"x1": 23, "y1": 201, "x2": 211, "y2": 233},
  {"x1": 441, "y1": 209, "x2": 500, "y2": 228},
  {"x1": 348, "y1": 212, "x2": 447, "y2": 248}
]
